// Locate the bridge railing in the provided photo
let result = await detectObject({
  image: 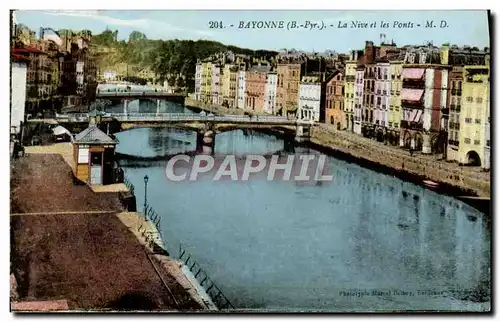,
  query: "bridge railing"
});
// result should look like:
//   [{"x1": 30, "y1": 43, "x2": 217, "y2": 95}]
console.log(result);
[{"x1": 53, "y1": 112, "x2": 295, "y2": 124}]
